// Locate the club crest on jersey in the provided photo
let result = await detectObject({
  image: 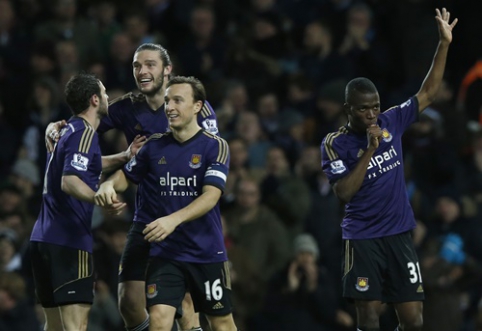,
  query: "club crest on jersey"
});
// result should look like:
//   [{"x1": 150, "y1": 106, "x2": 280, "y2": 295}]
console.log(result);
[
  {"x1": 381, "y1": 128, "x2": 393, "y2": 142},
  {"x1": 356, "y1": 277, "x2": 369, "y2": 292},
  {"x1": 147, "y1": 284, "x2": 158, "y2": 299},
  {"x1": 189, "y1": 154, "x2": 202, "y2": 169}
]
